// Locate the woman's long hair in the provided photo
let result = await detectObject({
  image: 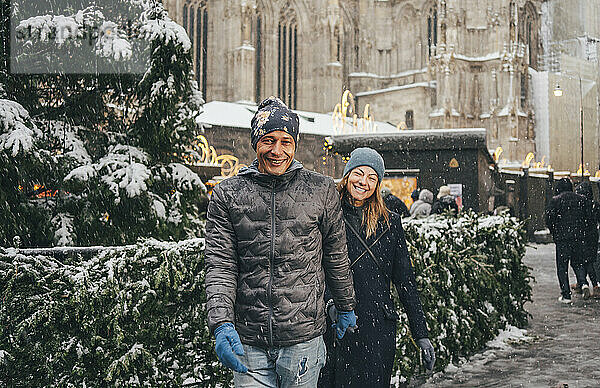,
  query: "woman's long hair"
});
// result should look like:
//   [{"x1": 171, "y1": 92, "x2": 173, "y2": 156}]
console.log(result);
[{"x1": 337, "y1": 175, "x2": 390, "y2": 239}]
